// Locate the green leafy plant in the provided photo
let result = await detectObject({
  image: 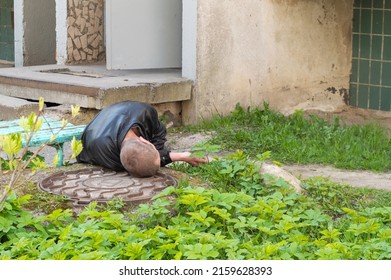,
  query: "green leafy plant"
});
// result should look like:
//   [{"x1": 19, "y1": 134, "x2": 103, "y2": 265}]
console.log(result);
[
  {"x1": 190, "y1": 141, "x2": 221, "y2": 160},
  {"x1": 1, "y1": 151, "x2": 44, "y2": 170},
  {"x1": 0, "y1": 97, "x2": 83, "y2": 210},
  {"x1": 2, "y1": 157, "x2": 391, "y2": 260}
]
